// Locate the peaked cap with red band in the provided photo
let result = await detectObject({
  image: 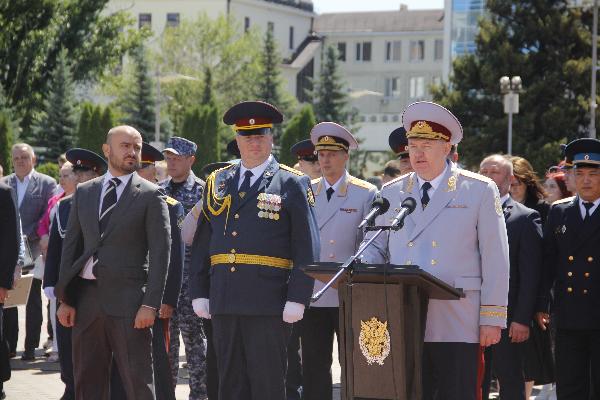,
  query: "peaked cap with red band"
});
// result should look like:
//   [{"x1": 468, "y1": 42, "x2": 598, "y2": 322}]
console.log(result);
[
  {"x1": 402, "y1": 101, "x2": 463, "y2": 145},
  {"x1": 388, "y1": 127, "x2": 409, "y2": 159},
  {"x1": 223, "y1": 101, "x2": 283, "y2": 136}
]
